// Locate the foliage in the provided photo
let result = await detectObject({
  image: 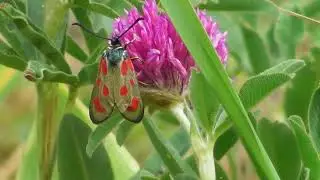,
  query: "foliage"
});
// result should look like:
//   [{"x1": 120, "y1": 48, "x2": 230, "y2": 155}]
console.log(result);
[{"x1": 0, "y1": 0, "x2": 319, "y2": 180}]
